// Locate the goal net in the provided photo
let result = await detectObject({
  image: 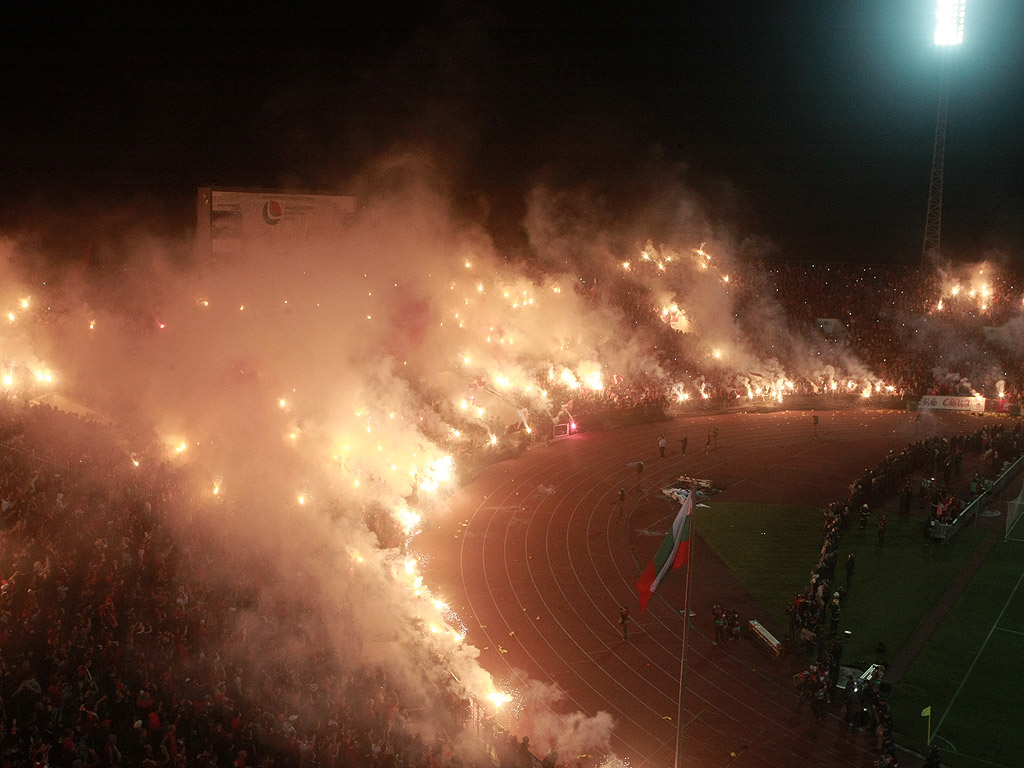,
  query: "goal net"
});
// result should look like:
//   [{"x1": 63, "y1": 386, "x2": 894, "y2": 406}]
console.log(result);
[{"x1": 1005, "y1": 479, "x2": 1024, "y2": 541}]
